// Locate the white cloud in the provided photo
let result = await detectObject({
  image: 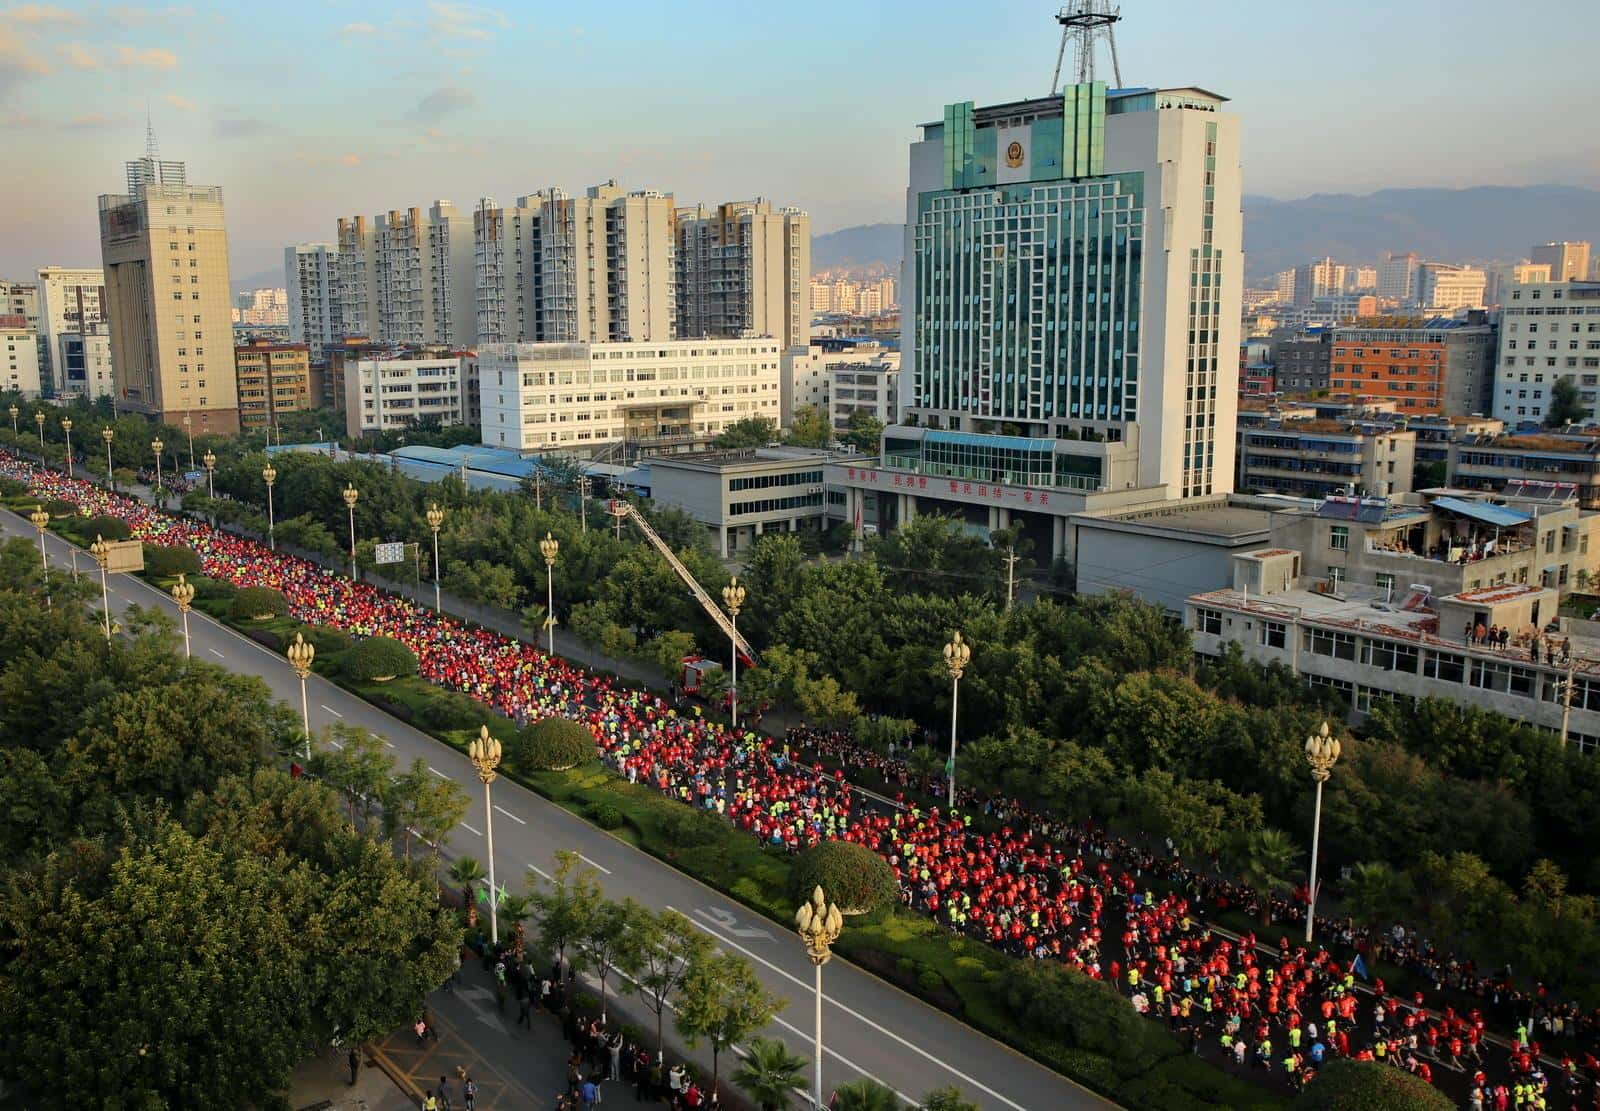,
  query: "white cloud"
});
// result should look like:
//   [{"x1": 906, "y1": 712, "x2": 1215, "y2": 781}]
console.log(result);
[
  {"x1": 4, "y1": 5, "x2": 82, "y2": 25},
  {"x1": 58, "y1": 40, "x2": 97, "y2": 67},
  {"x1": 412, "y1": 82, "x2": 474, "y2": 119},
  {"x1": 339, "y1": 21, "x2": 375, "y2": 35},
  {"x1": 117, "y1": 44, "x2": 177, "y2": 68},
  {"x1": 0, "y1": 24, "x2": 49, "y2": 94},
  {"x1": 162, "y1": 91, "x2": 193, "y2": 111},
  {"x1": 341, "y1": 153, "x2": 360, "y2": 167},
  {"x1": 427, "y1": 1, "x2": 508, "y2": 40}
]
